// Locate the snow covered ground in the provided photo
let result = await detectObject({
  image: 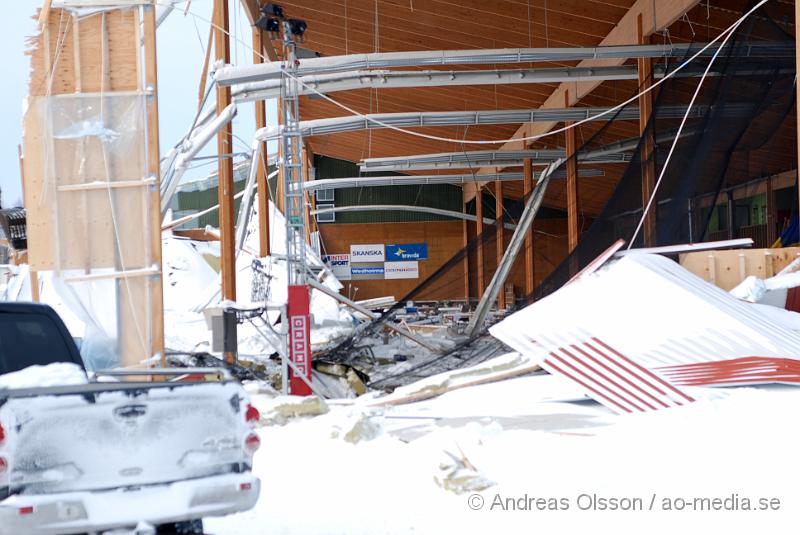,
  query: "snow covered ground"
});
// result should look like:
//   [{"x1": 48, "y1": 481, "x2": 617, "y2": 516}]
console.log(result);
[{"x1": 206, "y1": 353, "x2": 800, "y2": 535}]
